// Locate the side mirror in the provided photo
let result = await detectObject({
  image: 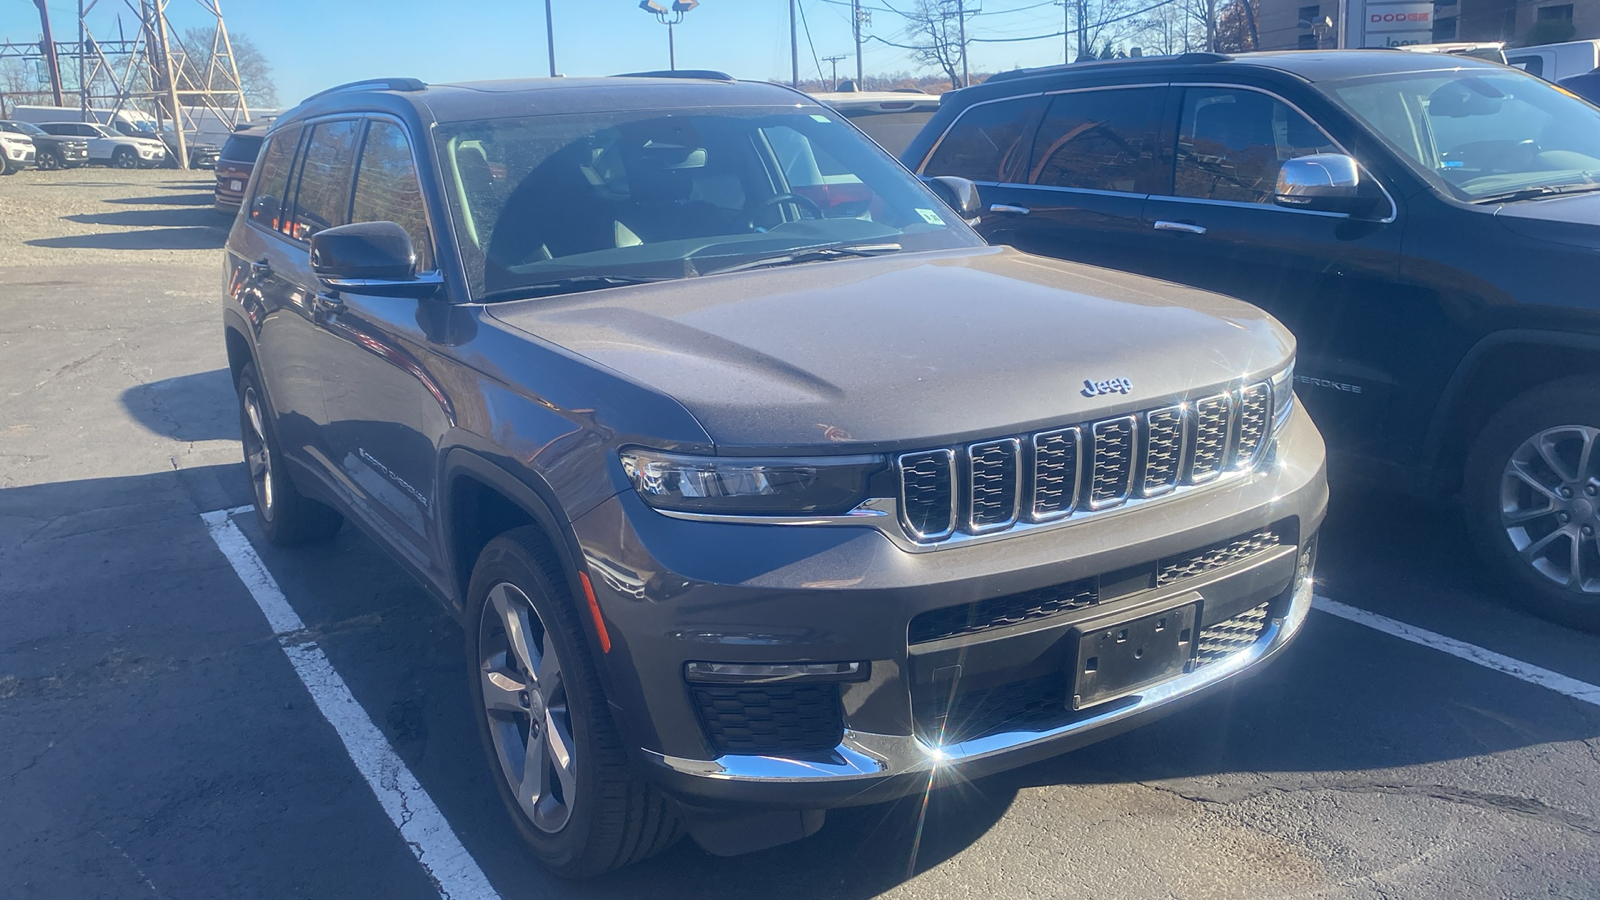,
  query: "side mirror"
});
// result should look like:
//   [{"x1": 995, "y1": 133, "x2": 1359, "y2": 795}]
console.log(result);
[
  {"x1": 310, "y1": 221, "x2": 440, "y2": 297},
  {"x1": 1275, "y1": 153, "x2": 1368, "y2": 216},
  {"x1": 922, "y1": 175, "x2": 982, "y2": 222}
]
